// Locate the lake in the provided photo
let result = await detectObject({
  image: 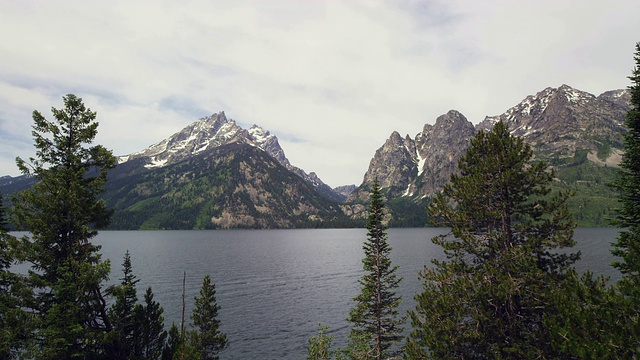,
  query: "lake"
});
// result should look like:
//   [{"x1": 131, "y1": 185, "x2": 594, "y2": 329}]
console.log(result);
[{"x1": 87, "y1": 228, "x2": 619, "y2": 359}]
